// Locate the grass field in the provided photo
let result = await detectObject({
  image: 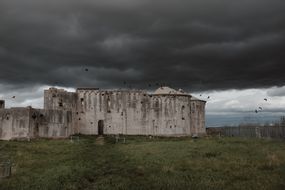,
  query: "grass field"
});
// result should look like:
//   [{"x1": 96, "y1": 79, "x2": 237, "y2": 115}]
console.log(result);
[{"x1": 0, "y1": 136, "x2": 285, "y2": 190}]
